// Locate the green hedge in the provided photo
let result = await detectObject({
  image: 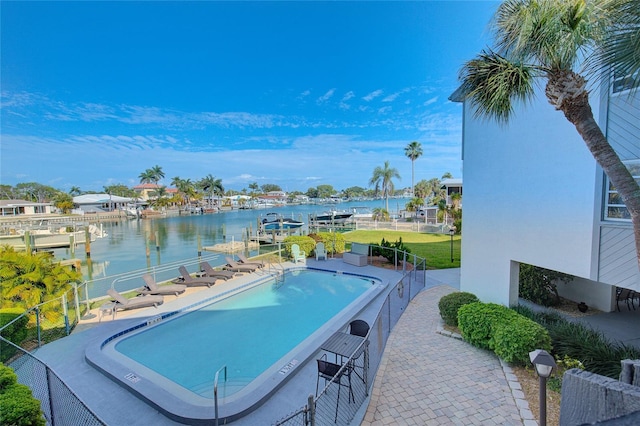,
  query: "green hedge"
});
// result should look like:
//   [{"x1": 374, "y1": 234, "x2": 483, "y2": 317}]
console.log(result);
[
  {"x1": 0, "y1": 363, "x2": 45, "y2": 426},
  {"x1": 458, "y1": 302, "x2": 552, "y2": 365},
  {"x1": 0, "y1": 308, "x2": 29, "y2": 363},
  {"x1": 438, "y1": 292, "x2": 479, "y2": 327},
  {"x1": 308, "y1": 232, "x2": 346, "y2": 255},
  {"x1": 282, "y1": 236, "x2": 316, "y2": 258},
  {"x1": 491, "y1": 316, "x2": 552, "y2": 365},
  {"x1": 458, "y1": 302, "x2": 519, "y2": 350}
]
